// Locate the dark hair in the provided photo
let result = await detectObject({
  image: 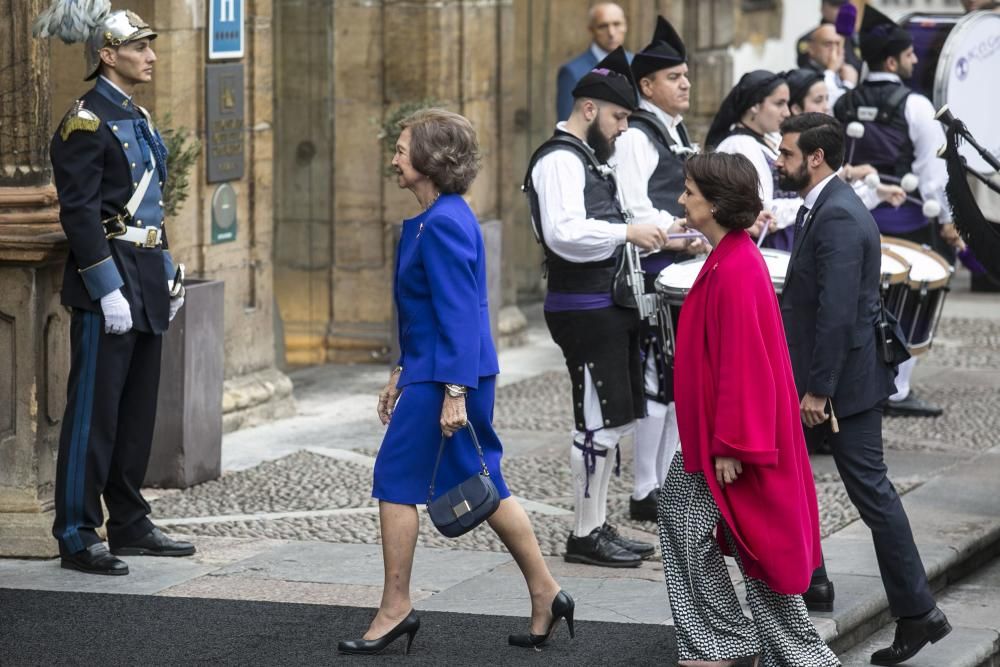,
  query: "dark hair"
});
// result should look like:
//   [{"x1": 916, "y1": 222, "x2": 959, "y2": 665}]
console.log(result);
[
  {"x1": 779, "y1": 112, "x2": 845, "y2": 169},
  {"x1": 398, "y1": 108, "x2": 482, "y2": 194},
  {"x1": 684, "y1": 153, "x2": 762, "y2": 230}
]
